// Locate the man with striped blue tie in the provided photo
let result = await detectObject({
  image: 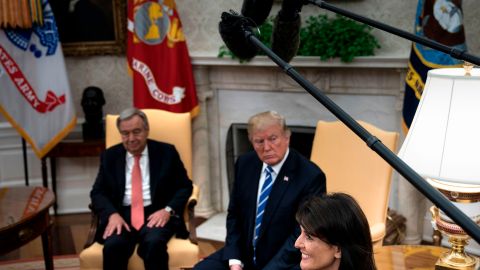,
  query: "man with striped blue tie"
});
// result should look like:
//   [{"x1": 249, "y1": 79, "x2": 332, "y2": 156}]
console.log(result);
[{"x1": 194, "y1": 111, "x2": 326, "y2": 270}]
